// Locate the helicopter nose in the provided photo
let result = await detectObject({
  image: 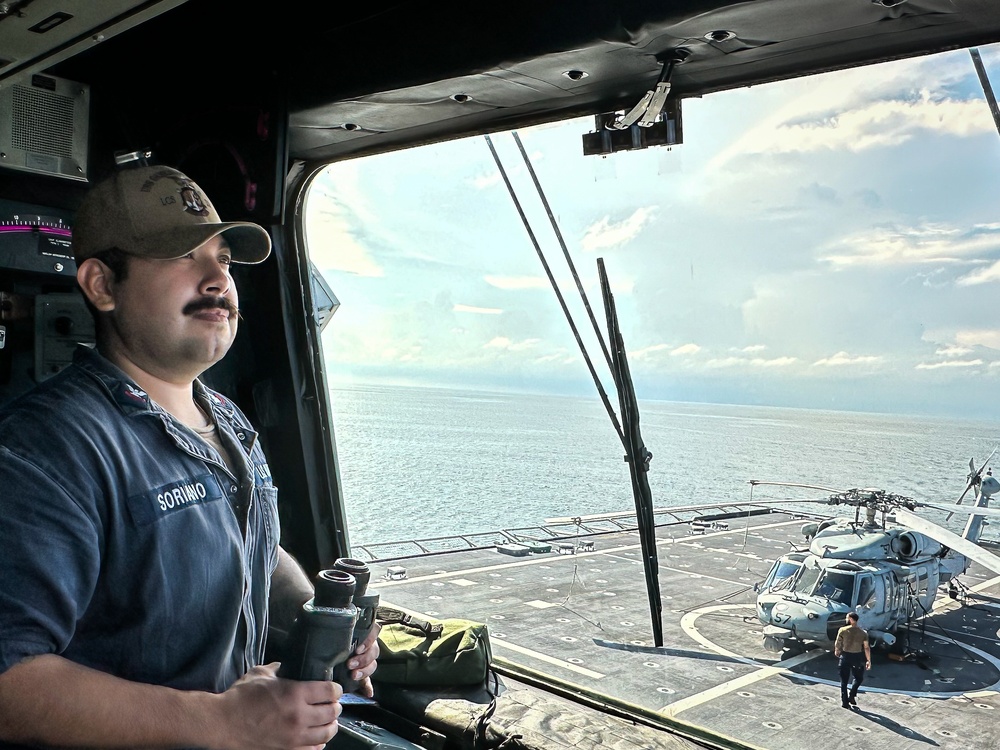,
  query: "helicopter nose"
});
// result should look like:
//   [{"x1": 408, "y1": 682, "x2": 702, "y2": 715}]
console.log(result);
[{"x1": 762, "y1": 600, "x2": 832, "y2": 640}]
